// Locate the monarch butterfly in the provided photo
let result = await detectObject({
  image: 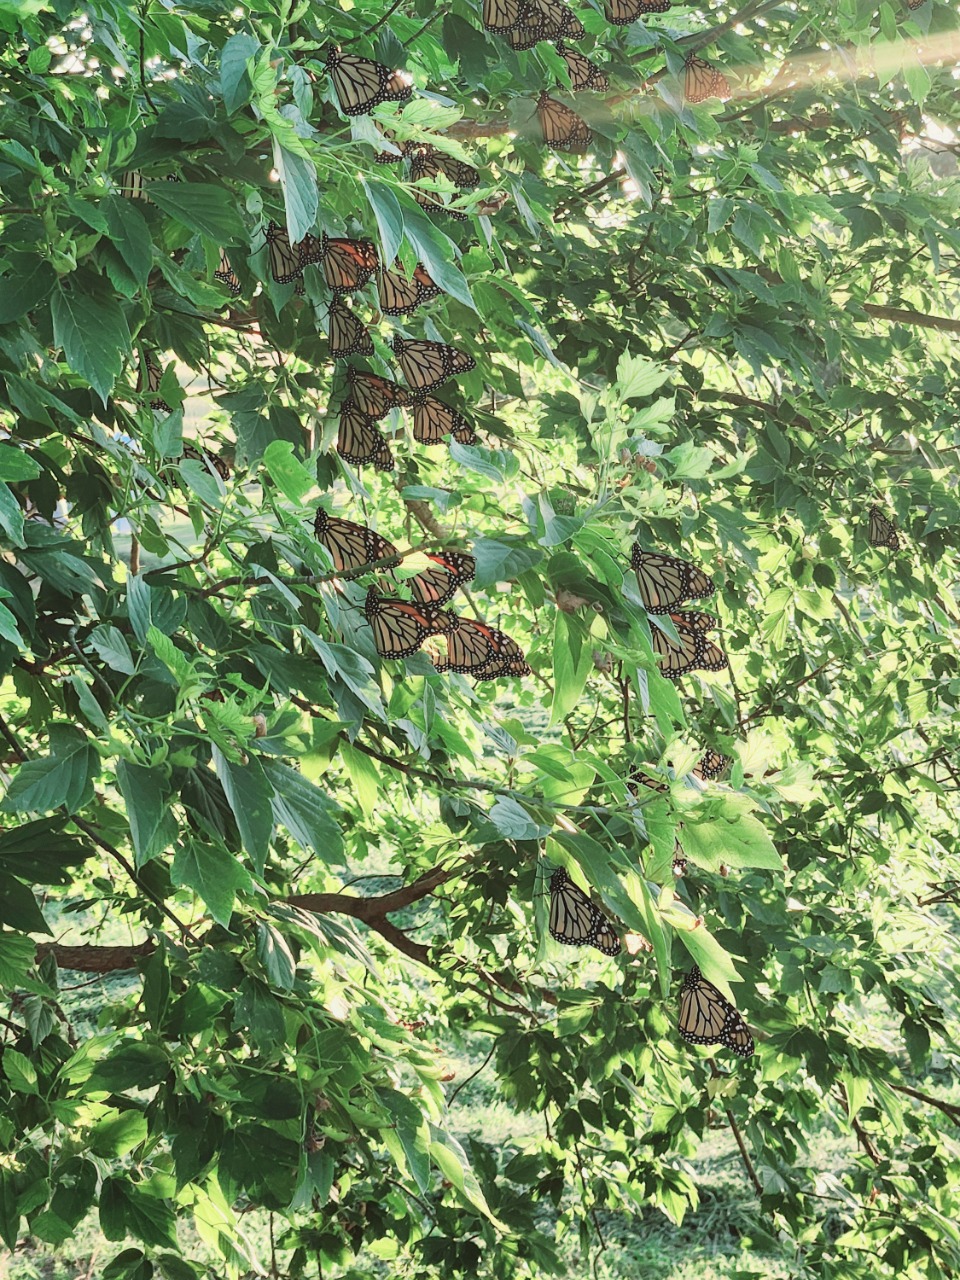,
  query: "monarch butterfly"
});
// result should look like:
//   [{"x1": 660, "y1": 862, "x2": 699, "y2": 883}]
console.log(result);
[
  {"x1": 627, "y1": 765, "x2": 669, "y2": 796},
  {"x1": 336, "y1": 402, "x2": 394, "y2": 471},
  {"x1": 214, "y1": 248, "x2": 242, "y2": 296},
  {"x1": 868, "y1": 505, "x2": 900, "y2": 551},
  {"x1": 328, "y1": 300, "x2": 374, "y2": 359},
  {"x1": 365, "y1": 587, "x2": 451, "y2": 659},
  {"x1": 319, "y1": 233, "x2": 378, "y2": 294},
  {"x1": 605, "y1": 0, "x2": 670, "y2": 21},
  {"x1": 181, "y1": 442, "x2": 230, "y2": 479},
  {"x1": 410, "y1": 146, "x2": 481, "y2": 220},
  {"x1": 346, "y1": 368, "x2": 411, "y2": 419},
  {"x1": 650, "y1": 611, "x2": 727, "y2": 680},
  {"x1": 411, "y1": 396, "x2": 478, "y2": 446},
  {"x1": 631, "y1": 545, "x2": 715, "y2": 613},
  {"x1": 684, "y1": 55, "x2": 731, "y2": 104},
  {"x1": 266, "y1": 221, "x2": 324, "y2": 285},
  {"x1": 410, "y1": 552, "x2": 476, "y2": 607},
  {"x1": 392, "y1": 337, "x2": 476, "y2": 395},
  {"x1": 484, "y1": 0, "x2": 584, "y2": 46},
  {"x1": 535, "y1": 91, "x2": 592, "y2": 152},
  {"x1": 434, "y1": 616, "x2": 531, "y2": 678},
  {"x1": 907, "y1": 0, "x2": 926, "y2": 9},
  {"x1": 138, "y1": 352, "x2": 172, "y2": 414},
  {"x1": 119, "y1": 169, "x2": 148, "y2": 200},
  {"x1": 678, "y1": 965, "x2": 755, "y2": 1057},
  {"x1": 325, "y1": 45, "x2": 413, "y2": 116},
  {"x1": 693, "y1": 749, "x2": 730, "y2": 781},
  {"x1": 313, "y1": 509, "x2": 400, "y2": 573},
  {"x1": 377, "y1": 262, "x2": 442, "y2": 316},
  {"x1": 672, "y1": 839, "x2": 687, "y2": 877},
  {"x1": 548, "y1": 868, "x2": 622, "y2": 956},
  {"x1": 556, "y1": 43, "x2": 610, "y2": 92}
]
